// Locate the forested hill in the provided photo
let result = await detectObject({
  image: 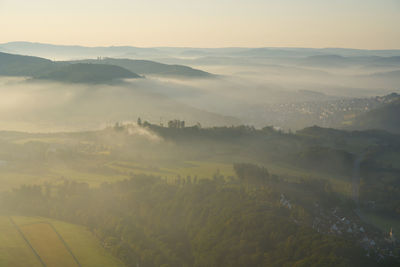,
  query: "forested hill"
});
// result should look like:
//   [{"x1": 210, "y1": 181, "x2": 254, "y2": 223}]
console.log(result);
[
  {"x1": 72, "y1": 58, "x2": 214, "y2": 78},
  {"x1": 37, "y1": 63, "x2": 142, "y2": 83},
  {"x1": 0, "y1": 52, "x2": 142, "y2": 83},
  {"x1": 350, "y1": 97, "x2": 400, "y2": 134},
  {"x1": 0, "y1": 51, "x2": 213, "y2": 83},
  {"x1": 0, "y1": 52, "x2": 55, "y2": 76}
]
